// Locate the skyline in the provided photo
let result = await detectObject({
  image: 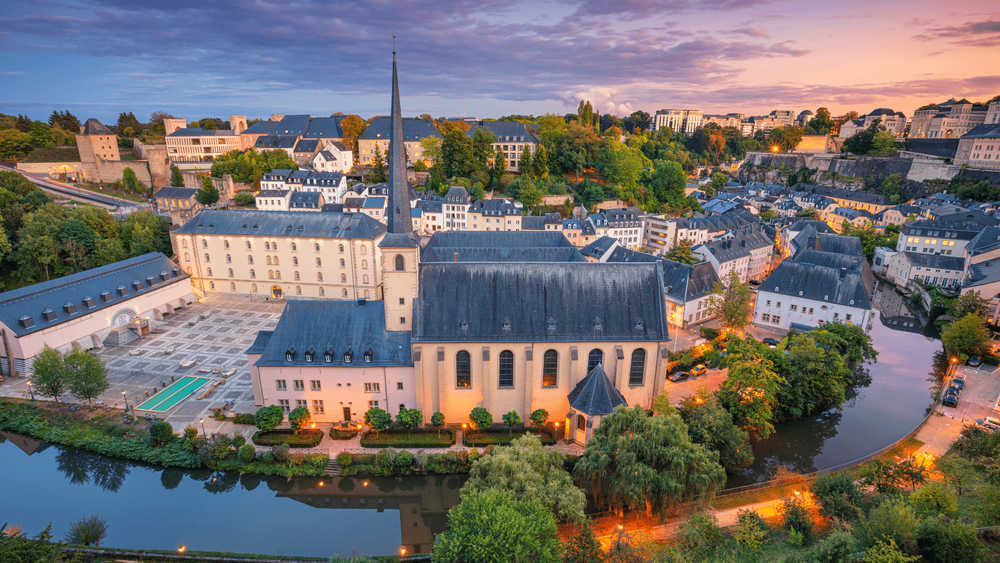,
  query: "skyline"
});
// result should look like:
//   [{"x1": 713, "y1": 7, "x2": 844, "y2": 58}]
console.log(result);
[{"x1": 1, "y1": 0, "x2": 999, "y2": 125}]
